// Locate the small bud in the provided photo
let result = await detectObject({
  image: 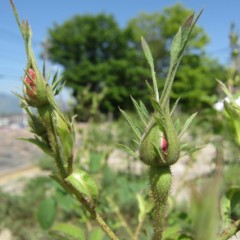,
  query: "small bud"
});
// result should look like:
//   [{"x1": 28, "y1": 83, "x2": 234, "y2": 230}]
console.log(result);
[{"x1": 25, "y1": 69, "x2": 36, "y2": 98}]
